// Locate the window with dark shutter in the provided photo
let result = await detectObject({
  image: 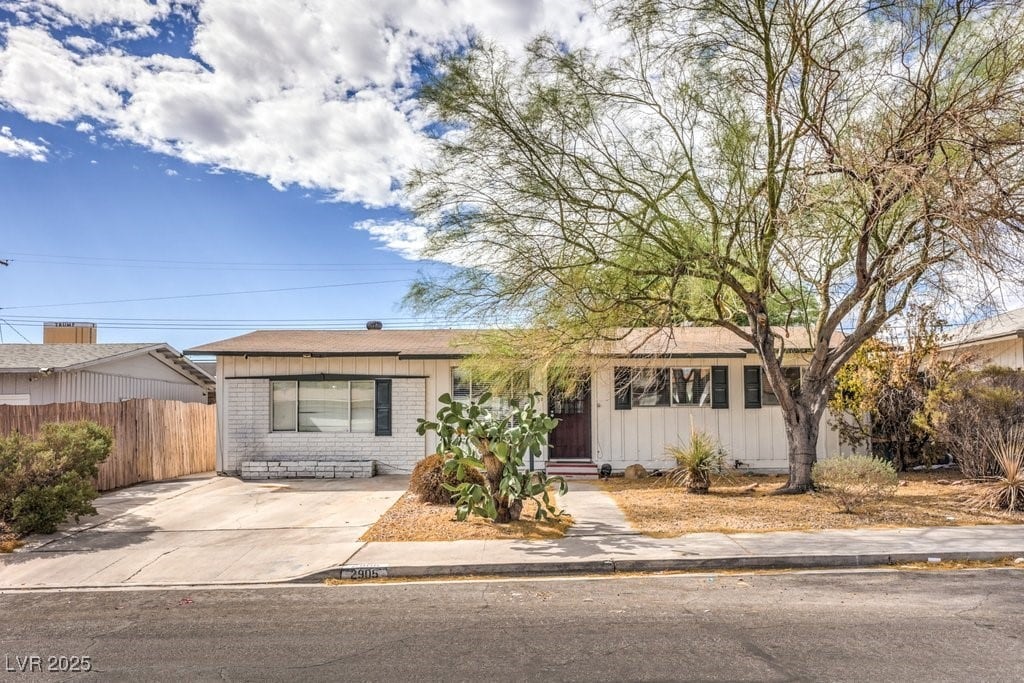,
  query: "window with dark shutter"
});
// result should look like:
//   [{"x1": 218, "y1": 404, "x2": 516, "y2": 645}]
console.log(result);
[
  {"x1": 374, "y1": 379, "x2": 392, "y2": 436},
  {"x1": 613, "y1": 367, "x2": 632, "y2": 410},
  {"x1": 711, "y1": 366, "x2": 728, "y2": 409},
  {"x1": 743, "y1": 366, "x2": 762, "y2": 409}
]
